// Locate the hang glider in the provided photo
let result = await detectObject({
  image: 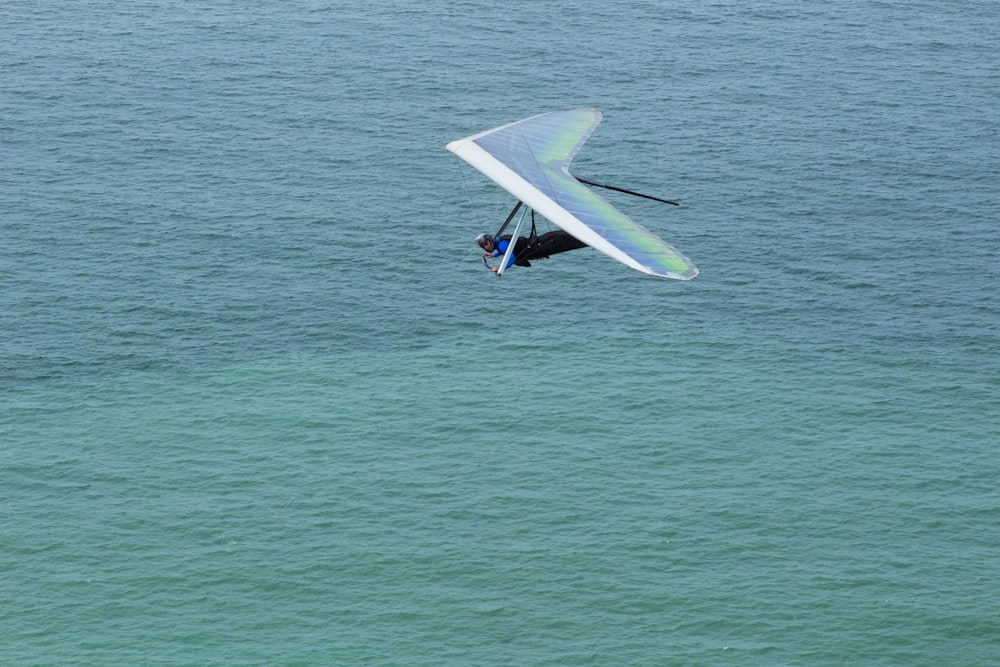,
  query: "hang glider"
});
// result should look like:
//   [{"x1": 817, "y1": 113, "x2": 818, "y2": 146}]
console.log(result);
[{"x1": 446, "y1": 109, "x2": 698, "y2": 280}]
